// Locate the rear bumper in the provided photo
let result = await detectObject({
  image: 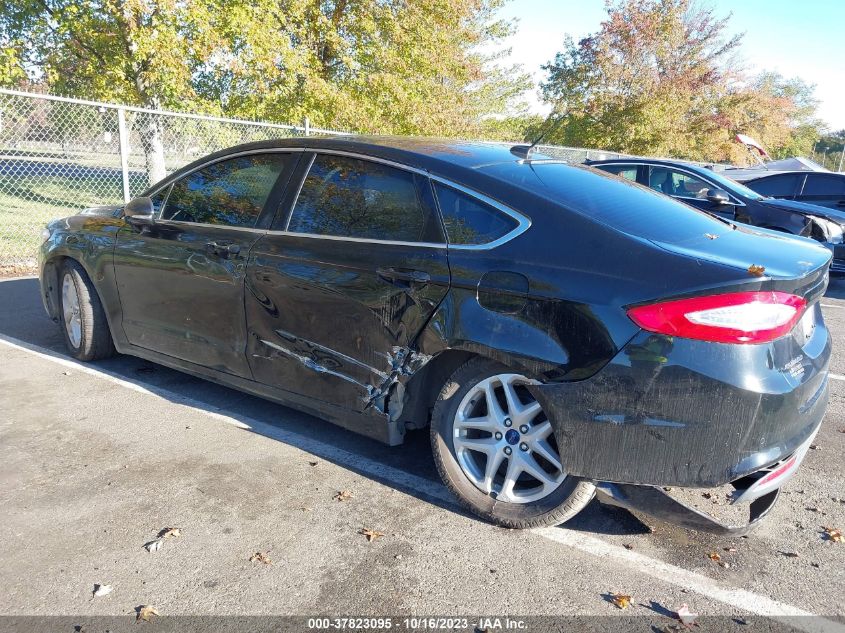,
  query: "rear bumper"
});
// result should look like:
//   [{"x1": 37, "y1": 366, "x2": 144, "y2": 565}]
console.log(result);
[{"x1": 530, "y1": 304, "x2": 830, "y2": 488}]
